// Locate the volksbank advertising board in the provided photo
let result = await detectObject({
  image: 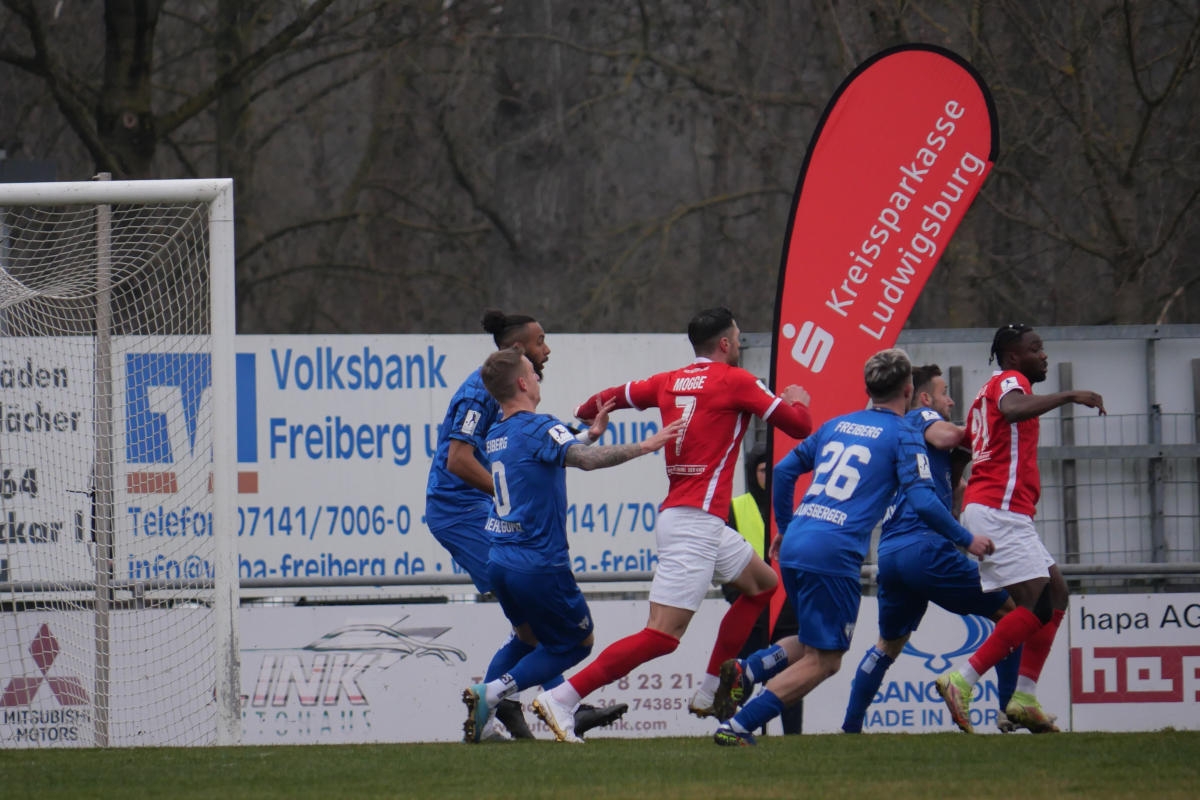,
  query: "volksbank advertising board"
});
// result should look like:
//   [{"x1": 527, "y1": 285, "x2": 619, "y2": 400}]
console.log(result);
[
  {"x1": 232, "y1": 335, "x2": 689, "y2": 585},
  {"x1": 0, "y1": 333, "x2": 685, "y2": 589}
]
